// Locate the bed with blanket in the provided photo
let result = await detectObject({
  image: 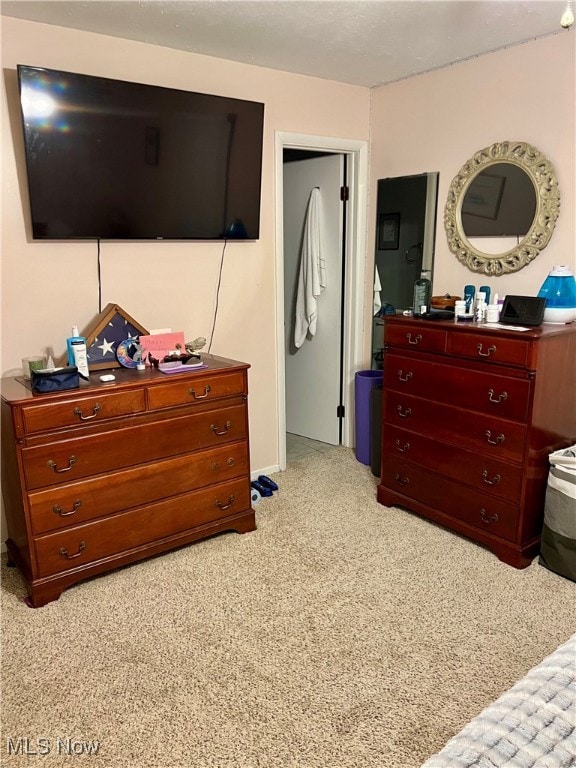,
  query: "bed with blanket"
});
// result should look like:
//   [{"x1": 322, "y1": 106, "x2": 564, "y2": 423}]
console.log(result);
[{"x1": 421, "y1": 633, "x2": 576, "y2": 768}]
